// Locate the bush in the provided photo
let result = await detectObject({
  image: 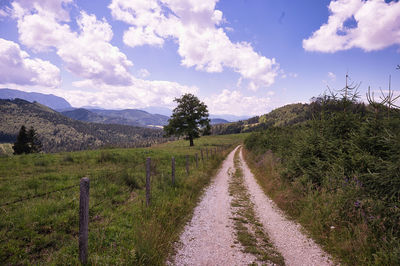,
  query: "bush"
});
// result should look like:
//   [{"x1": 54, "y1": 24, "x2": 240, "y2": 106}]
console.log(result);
[{"x1": 244, "y1": 96, "x2": 400, "y2": 263}]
